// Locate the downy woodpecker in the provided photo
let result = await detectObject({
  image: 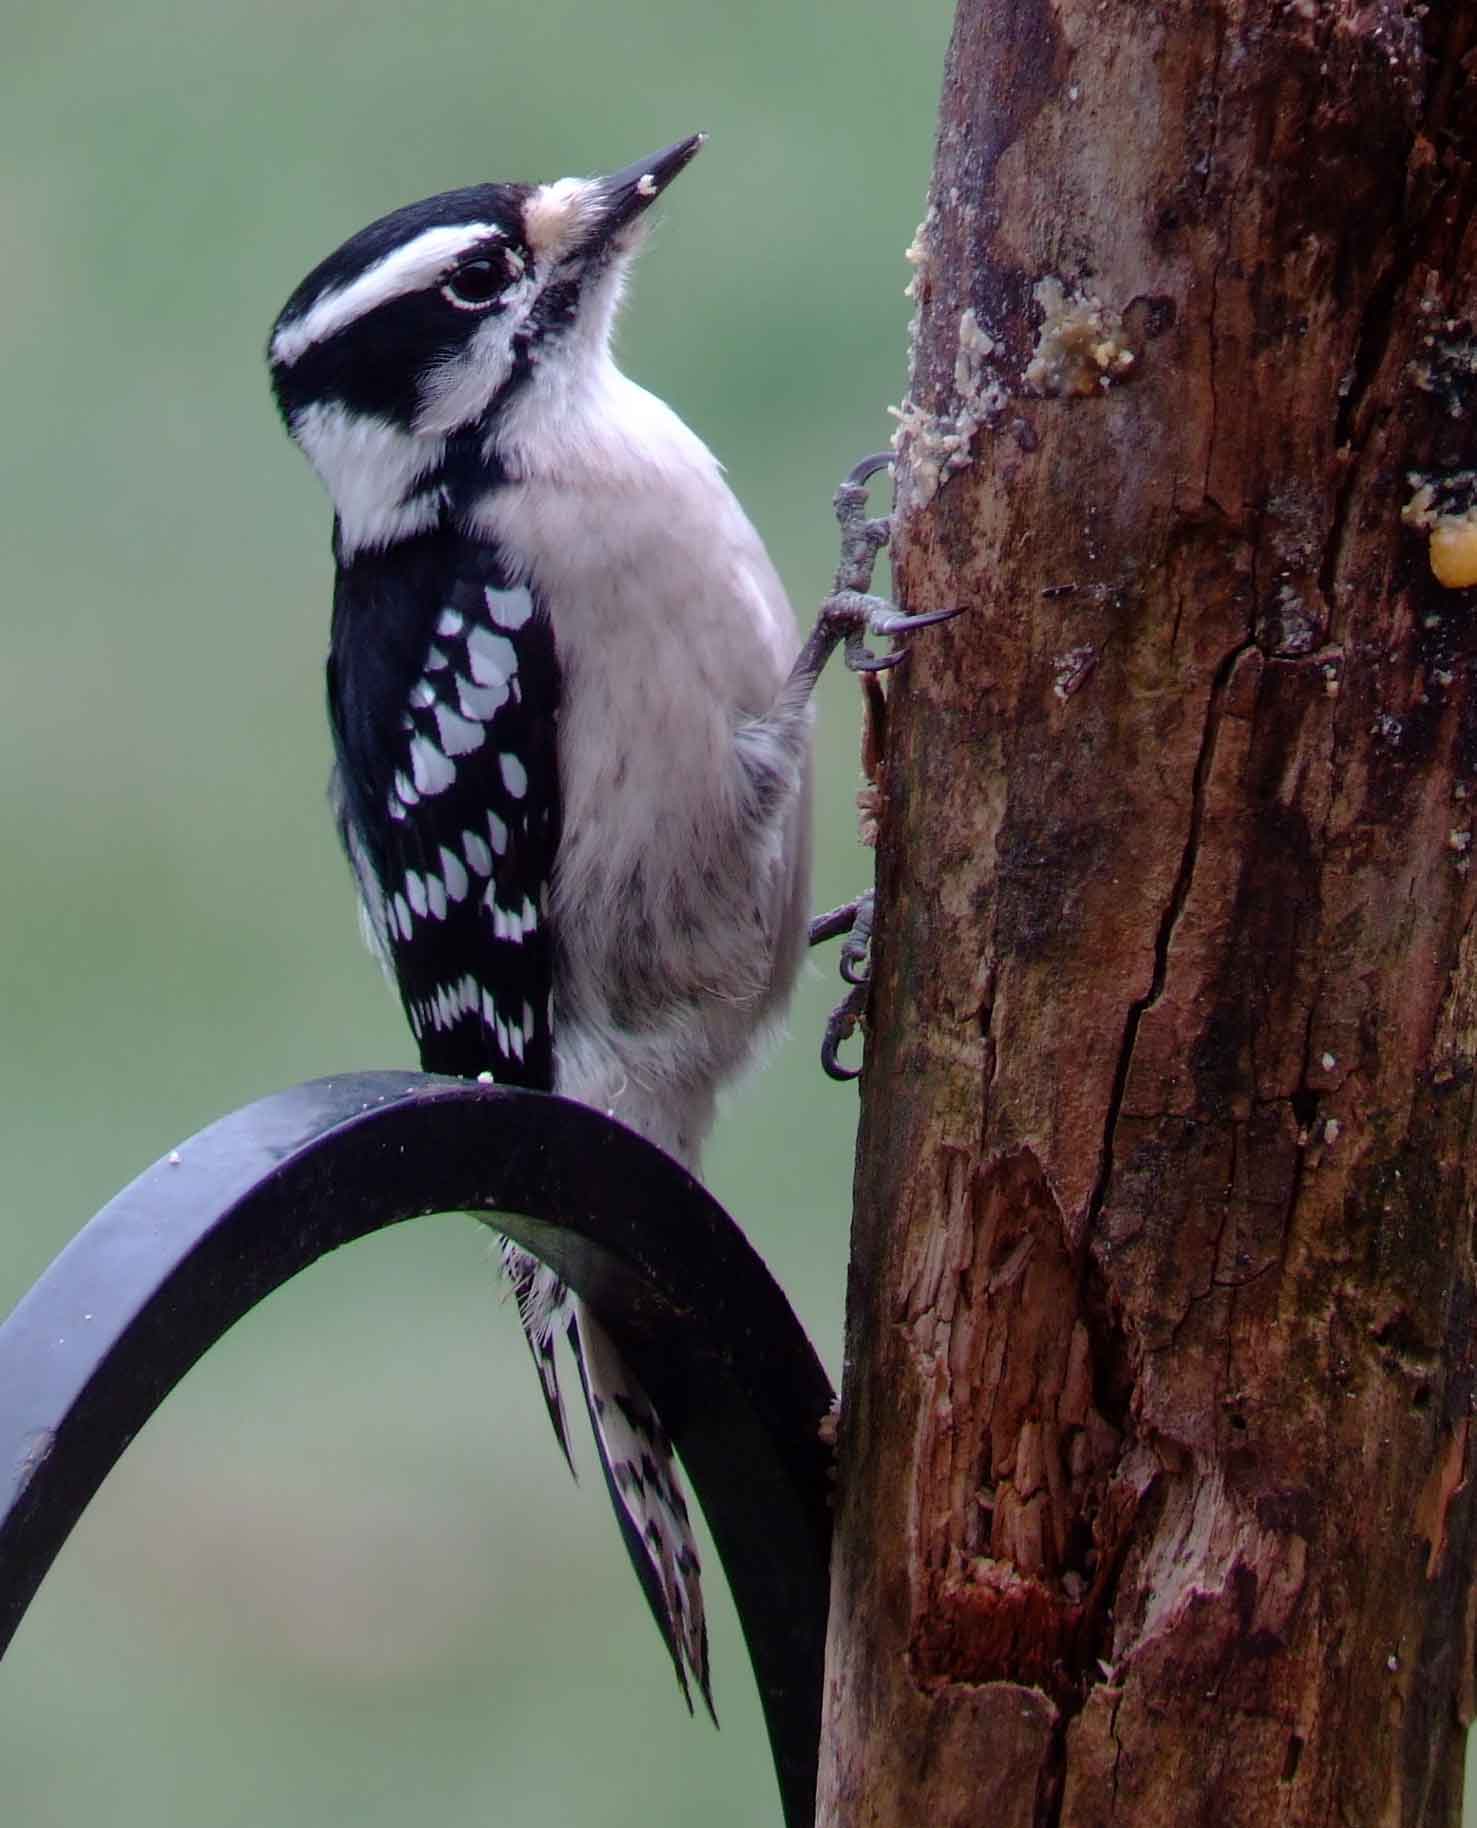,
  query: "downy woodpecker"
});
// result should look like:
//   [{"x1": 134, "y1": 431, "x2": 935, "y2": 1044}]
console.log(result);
[
  {"x1": 267, "y1": 134, "x2": 942, "y2": 1710},
  {"x1": 268, "y1": 134, "x2": 818, "y2": 1710}
]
